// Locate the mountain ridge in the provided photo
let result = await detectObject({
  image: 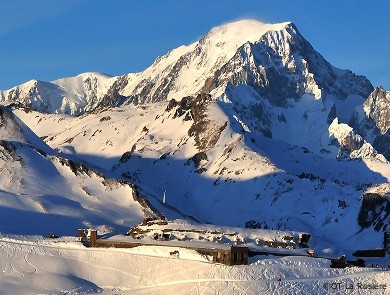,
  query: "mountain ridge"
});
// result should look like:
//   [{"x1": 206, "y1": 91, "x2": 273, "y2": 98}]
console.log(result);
[{"x1": 0, "y1": 19, "x2": 373, "y2": 114}]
